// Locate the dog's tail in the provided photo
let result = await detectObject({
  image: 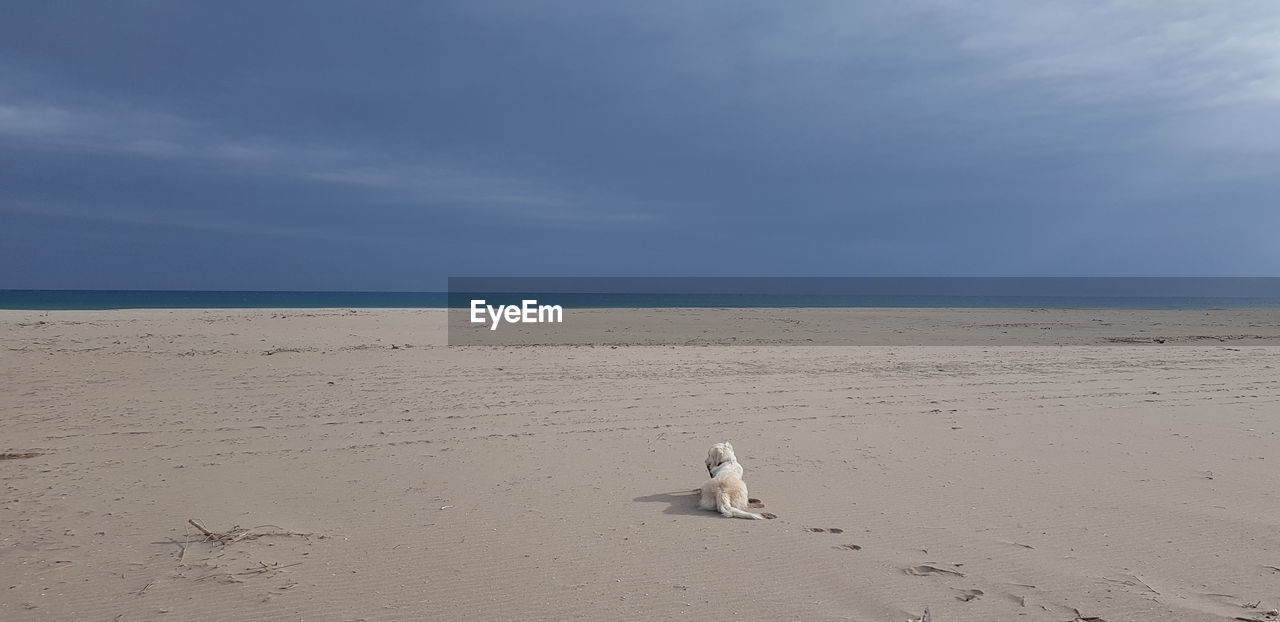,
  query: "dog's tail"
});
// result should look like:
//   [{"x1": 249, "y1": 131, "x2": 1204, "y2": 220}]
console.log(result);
[{"x1": 717, "y1": 490, "x2": 764, "y2": 520}]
